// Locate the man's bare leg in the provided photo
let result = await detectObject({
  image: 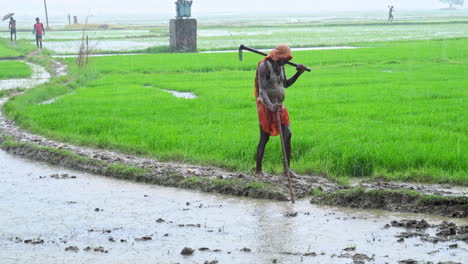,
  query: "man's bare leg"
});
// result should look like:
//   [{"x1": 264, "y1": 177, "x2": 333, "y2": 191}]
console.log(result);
[
  {"x1": 281, "y1": 125, "x2": 299, "y2": 178},
  {"x1": 256, "y1": 125, "x2": 270, "y2": 177}
]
